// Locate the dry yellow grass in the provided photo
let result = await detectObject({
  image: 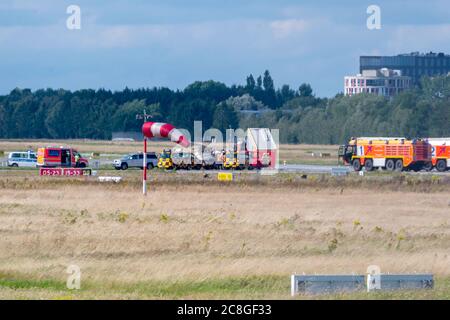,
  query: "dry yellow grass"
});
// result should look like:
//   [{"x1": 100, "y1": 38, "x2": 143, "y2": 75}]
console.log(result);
[
  {"x1": 0, "y1": 174, "x2": 449, "y2": 299},
  {"x1": 279, "y1": 144, "x2": 338, "y2": 165}
]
